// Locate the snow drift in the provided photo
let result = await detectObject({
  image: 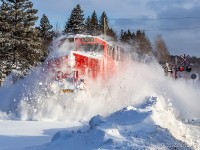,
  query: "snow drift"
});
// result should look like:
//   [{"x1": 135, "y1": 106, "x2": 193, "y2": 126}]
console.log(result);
[{"x1": 27, "y1": 97, "x2": 199, "y2": 150}]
